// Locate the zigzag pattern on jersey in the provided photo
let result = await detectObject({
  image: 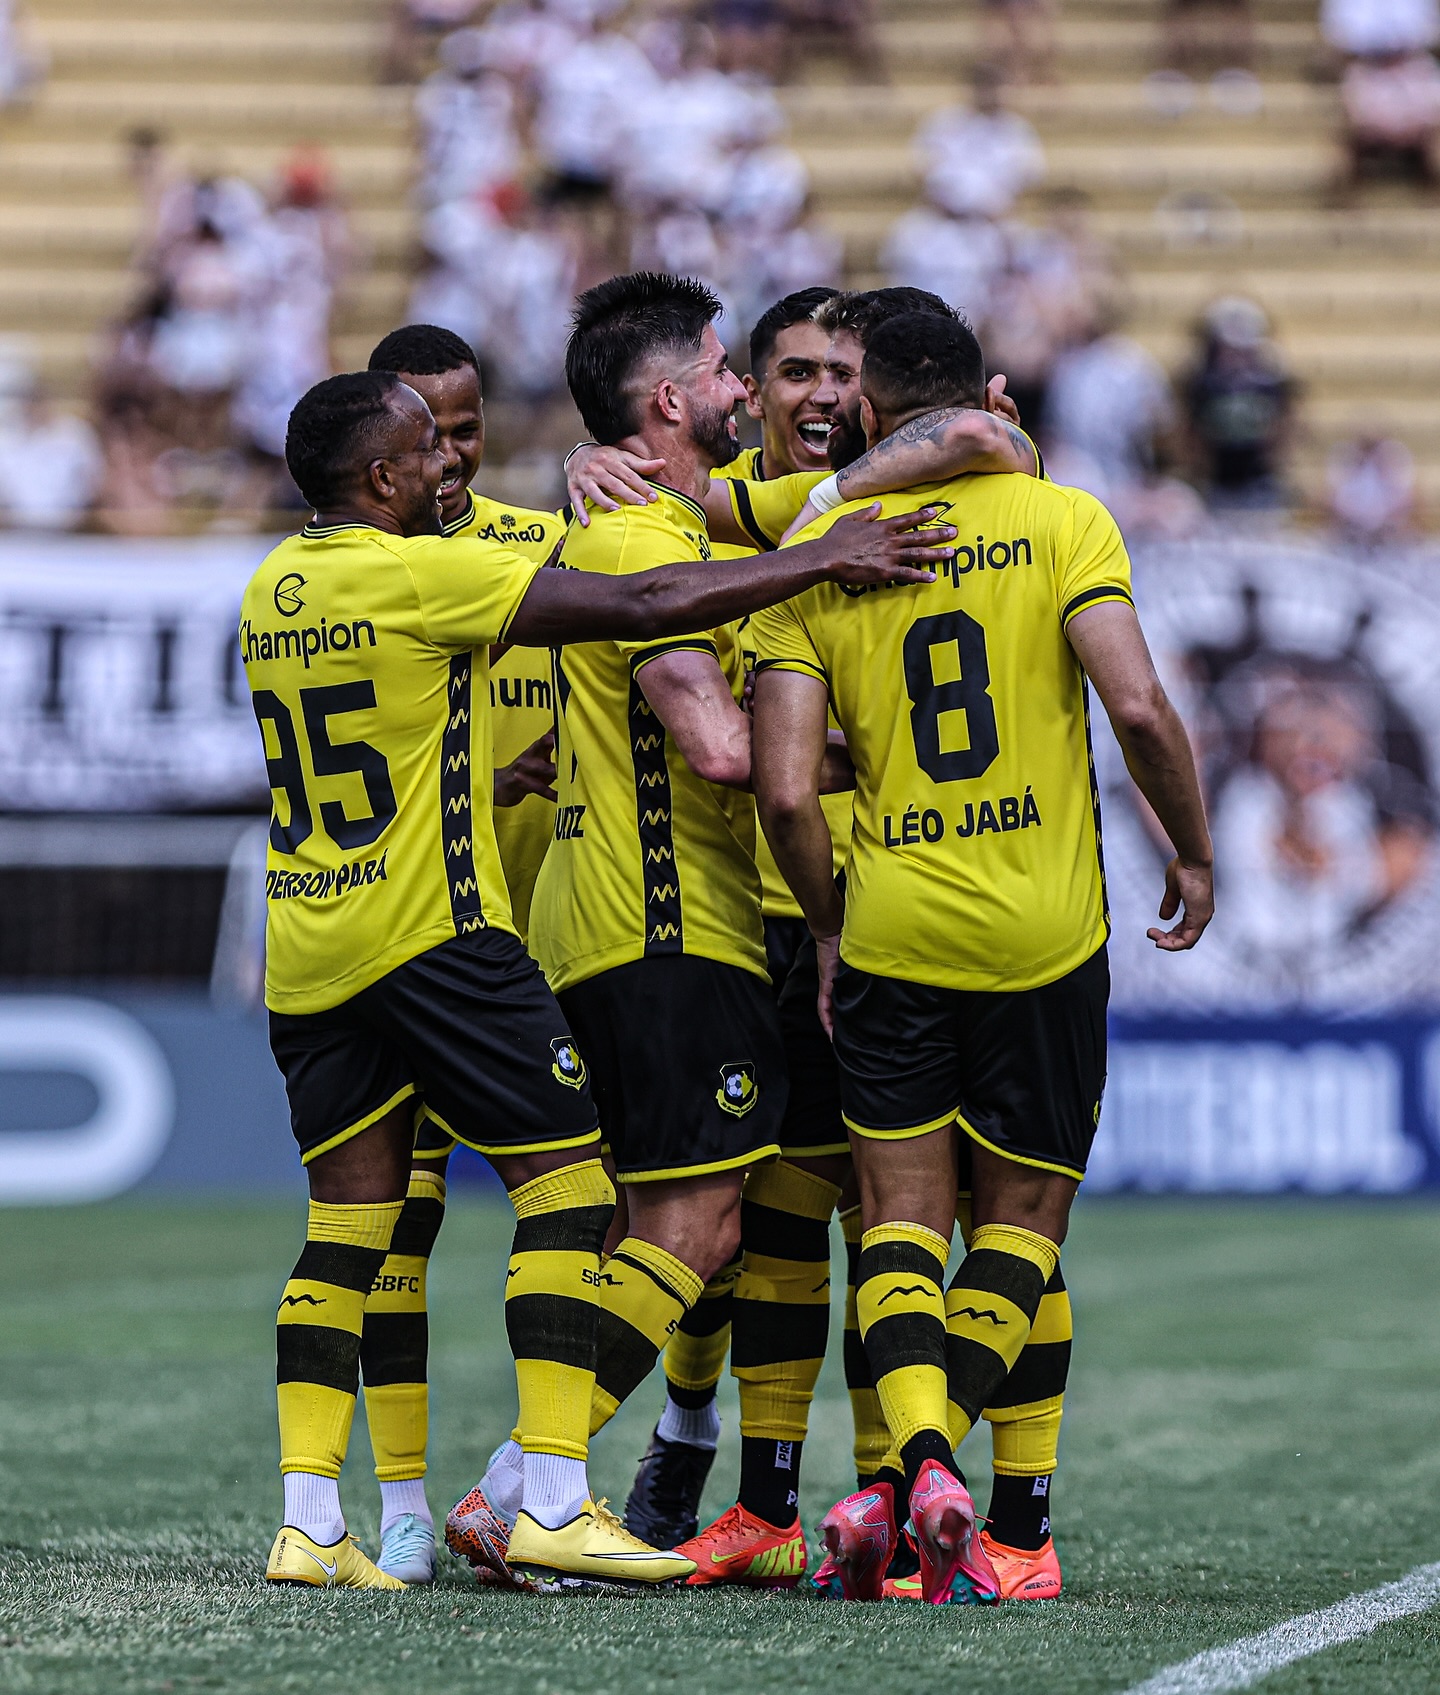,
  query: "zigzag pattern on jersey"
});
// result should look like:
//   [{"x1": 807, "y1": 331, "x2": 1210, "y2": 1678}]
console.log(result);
[
  {"x1": 441, "y1": 653, "x2": 484, "y2": 934},
  {"x1": 629, "y1": 677, "x2": 682, "y2": 954}
]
